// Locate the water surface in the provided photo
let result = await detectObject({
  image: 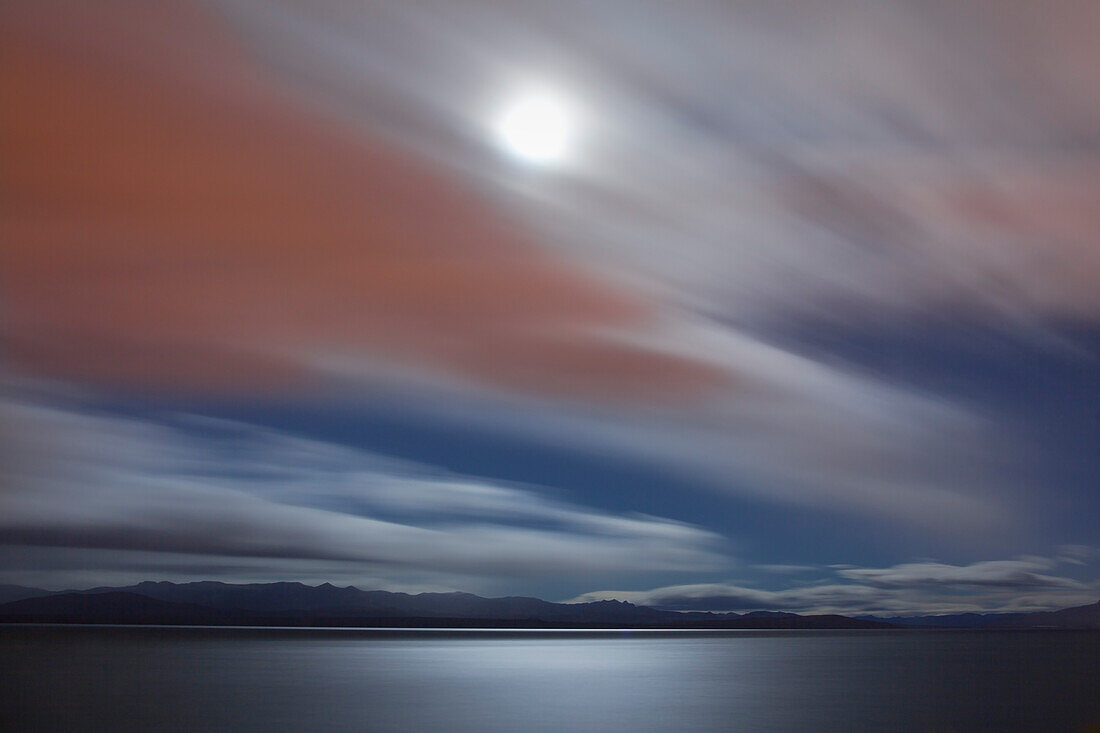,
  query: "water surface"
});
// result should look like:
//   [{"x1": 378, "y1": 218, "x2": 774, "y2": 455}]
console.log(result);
[{"x1": 2, "y1": 626, "x2": 1098, "y2": 731}]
